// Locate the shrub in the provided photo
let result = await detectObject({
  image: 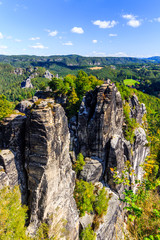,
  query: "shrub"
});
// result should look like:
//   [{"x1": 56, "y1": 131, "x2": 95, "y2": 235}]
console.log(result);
[
  {"x1": 74, "y1": 180, "x2": 95, "y2": 216},
  {"x1": 0, "y1": 95, "x2": 14, "y2": 121},
  {"x1": 74, "y1": 180, "x2": 109, "y2": 218},
  {"x1": 94, "y1": 187, "x2": 109, "y2": 217},
  {"x1": 73, "y1": 153, "x2": 85, "y2": 174},
  {"x1": 0, "y1": 186, "x2": 29, "y2": 240},
  {"x1": 80, "y1": 225, "x2": 96, "y2": 240}
]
